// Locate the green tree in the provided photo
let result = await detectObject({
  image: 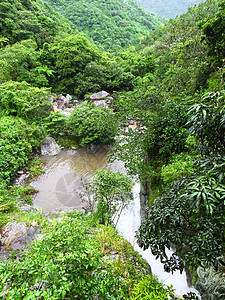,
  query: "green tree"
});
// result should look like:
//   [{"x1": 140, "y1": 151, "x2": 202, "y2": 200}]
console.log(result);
[
  {"x1": 0, "y1": 81, "x2": 52, "y2": 122},
  {"x1": 49, "y1": 35, "x2": 101, "y2": 94},
  {"x1": 66, "y1": 103, "x2": 118, "y2": 146},
  {"x1": 187, "y1": 90, "x2": 225, "y2": 155},
  {"x1": 0, "y1": 116, "x2": 45, "y2": 182},
  {"x1": 90, "y1": 170, "x2": 133, "y2": 225},
  {"x1": 0, "y1": 39, "x2": 54, "y2": 86},
  {"x1": 202, "y1": 0, "x2": 225, "y2": 66}
]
